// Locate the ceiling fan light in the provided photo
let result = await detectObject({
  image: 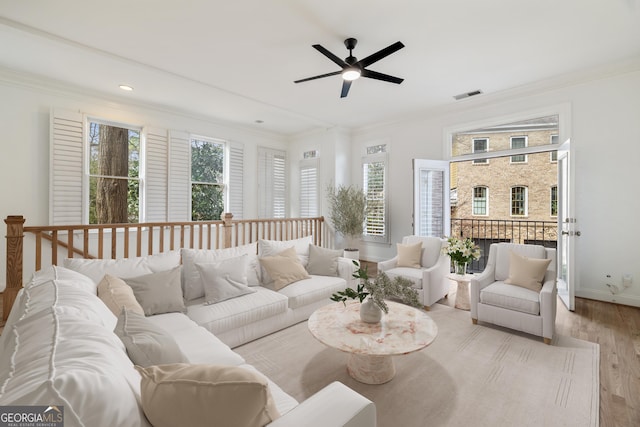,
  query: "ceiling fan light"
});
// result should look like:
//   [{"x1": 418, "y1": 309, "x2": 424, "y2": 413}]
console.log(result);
[{"x1": 342, "y1": 68, "x2": 361, "y2": 81}]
